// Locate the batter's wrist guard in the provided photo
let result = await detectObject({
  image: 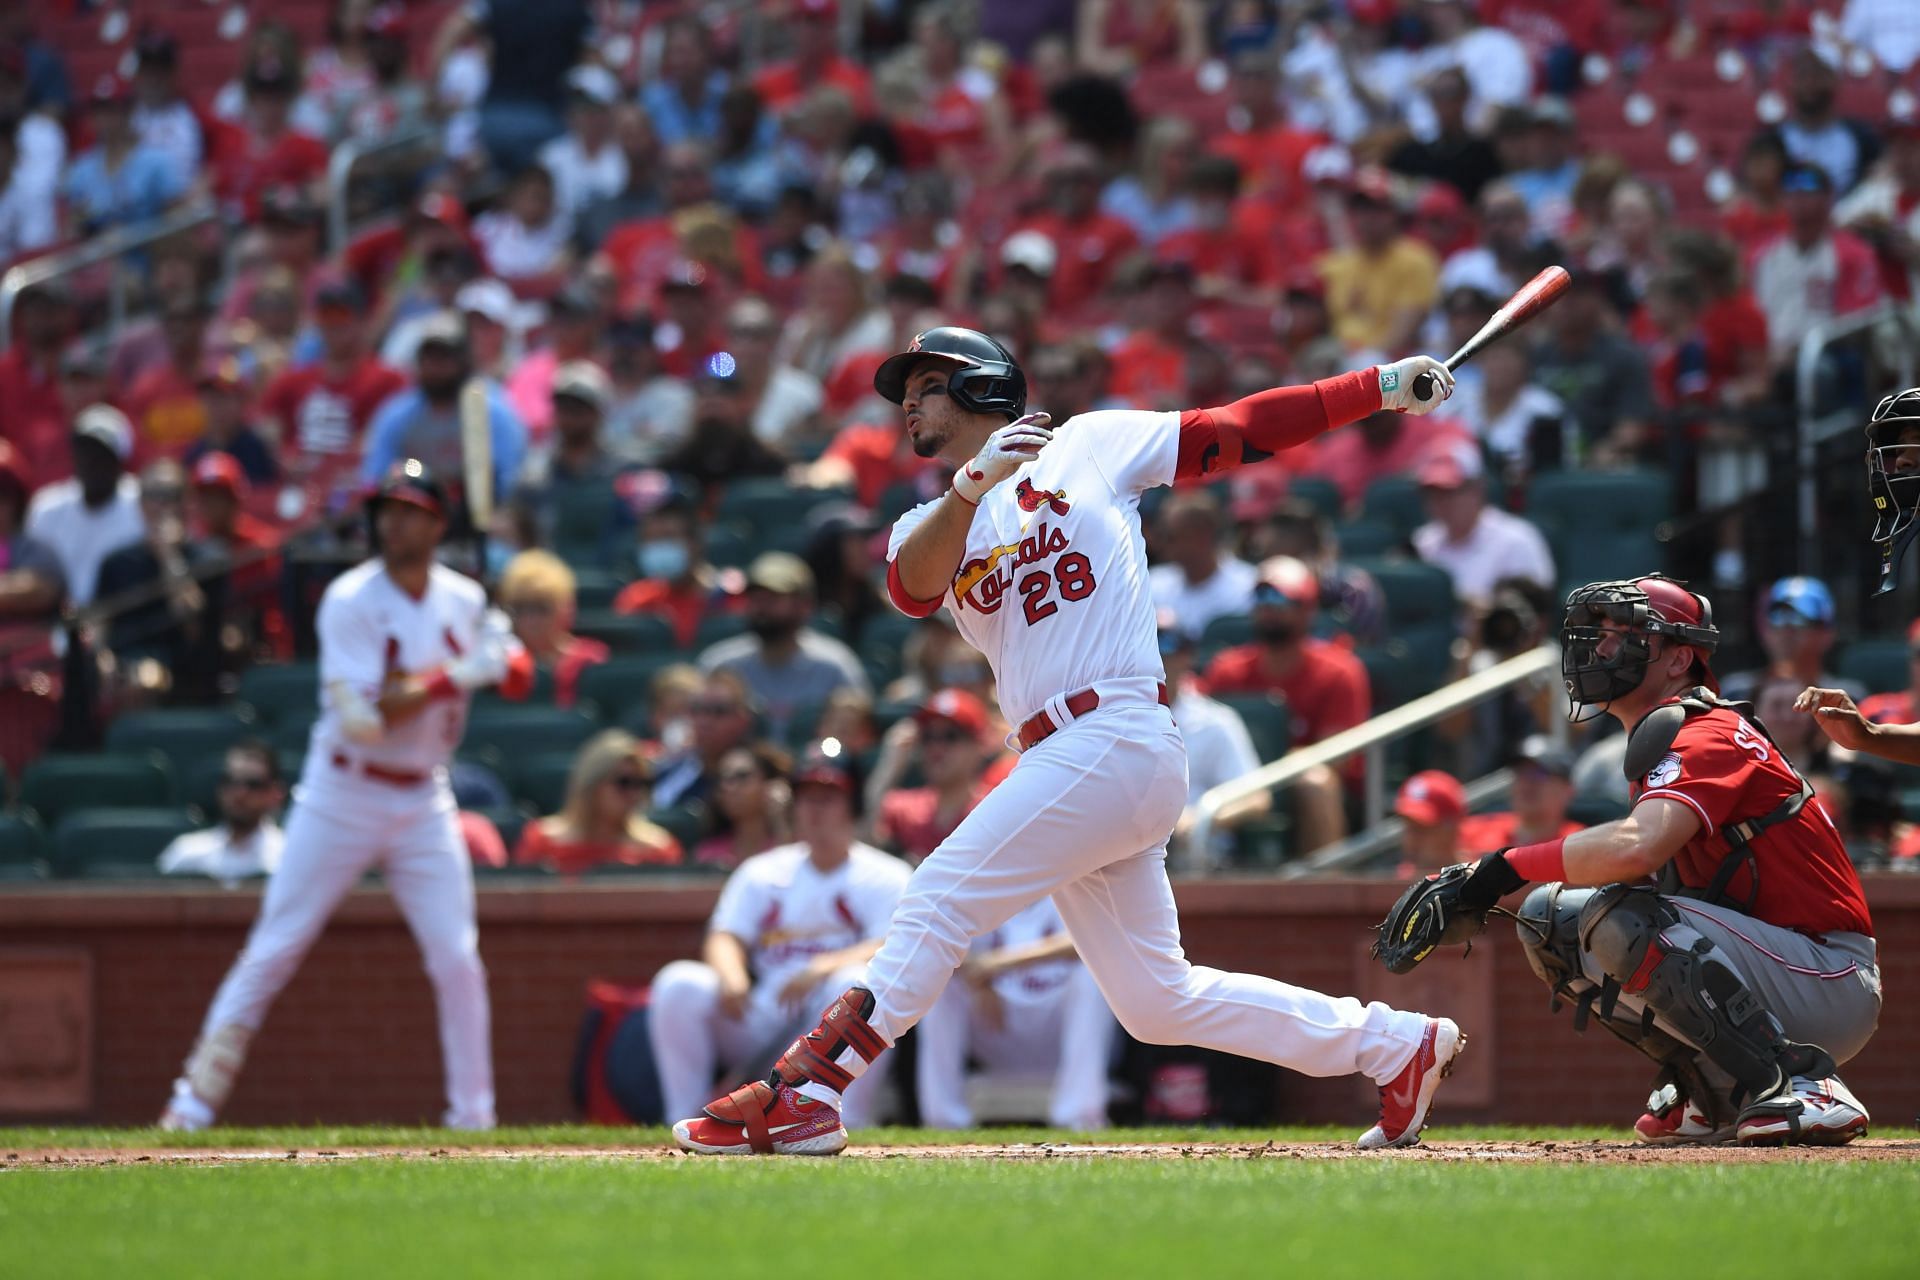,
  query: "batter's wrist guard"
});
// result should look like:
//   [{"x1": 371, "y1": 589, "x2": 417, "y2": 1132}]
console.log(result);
[{"x1": 772, "y1": 985, "x2": 888, "y2": 1093}]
